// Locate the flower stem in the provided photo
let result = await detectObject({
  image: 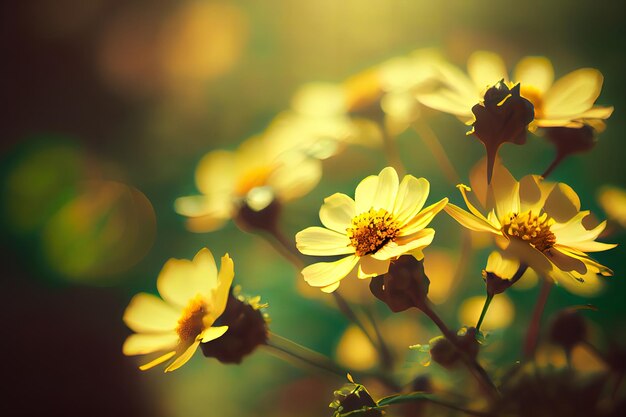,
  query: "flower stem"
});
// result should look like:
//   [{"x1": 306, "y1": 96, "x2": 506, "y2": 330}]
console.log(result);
[
  {"x1": 542, "y1": 154, "x2": 564, "y2": 179},
  {"x1": 381, "y1": 125, "x2": 406, "y2": 176},
  {"x1": 420, "y1": 302, "x2": 500, "y2": 400},
  {"x1": 413, "y1": 120, "x2": 460, "y2": 185},
  {"x1": 523, "y1": 278, "x2": 553, "y2": 359},
  {"x1": 264, "y1": 332, "x2": 347, "y2": 378},
  {"x1": 363, "y1": 306, "x2": 395, "y2": 371},
  {"x1": 476, "y1": 293, "x2": 494, "y2": 332},
  {"x1": 265, "y1": 225, "x2": 305, "y2": 270}
]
